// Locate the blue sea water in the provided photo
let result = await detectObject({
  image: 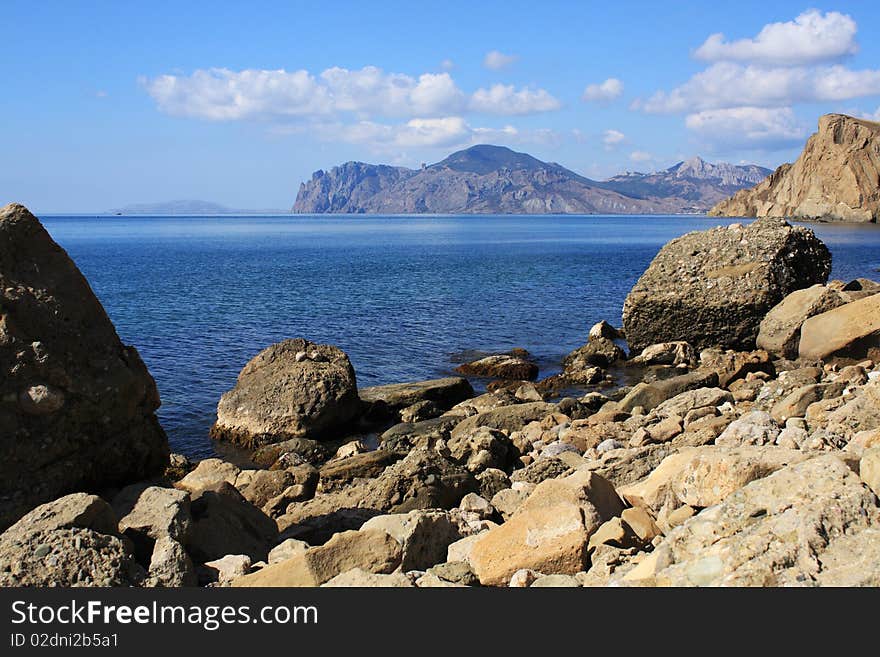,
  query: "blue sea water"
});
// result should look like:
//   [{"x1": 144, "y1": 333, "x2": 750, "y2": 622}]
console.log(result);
[{"x1": 38, "y1": 214, "x2": 880, "y2": 458}]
